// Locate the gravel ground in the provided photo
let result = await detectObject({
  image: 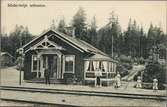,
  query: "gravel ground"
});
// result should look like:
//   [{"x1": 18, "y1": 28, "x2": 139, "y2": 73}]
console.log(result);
[{"x1": 0, "y1": 66, "x2": 165, "y2": 96}]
